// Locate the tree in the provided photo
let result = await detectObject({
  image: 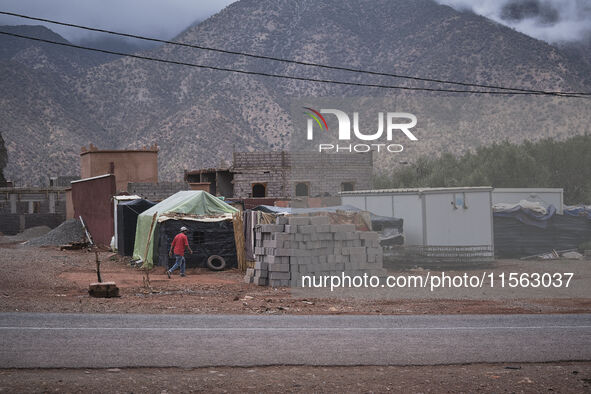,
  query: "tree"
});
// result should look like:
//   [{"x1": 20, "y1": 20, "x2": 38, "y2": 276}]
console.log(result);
[{"x1": 0, "y1": 132, "x2": 7, "y2": 186}]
